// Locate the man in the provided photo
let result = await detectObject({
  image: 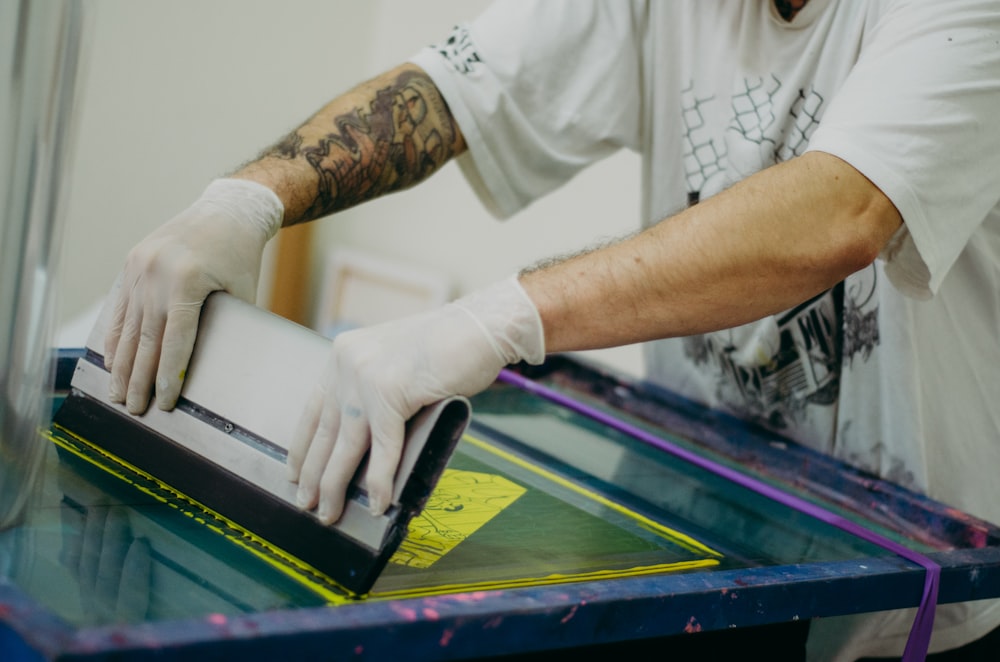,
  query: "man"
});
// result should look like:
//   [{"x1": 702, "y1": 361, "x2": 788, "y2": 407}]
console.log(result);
[{"x1": 103, "y1": 1, "x2": 1000, "y2": 659}]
